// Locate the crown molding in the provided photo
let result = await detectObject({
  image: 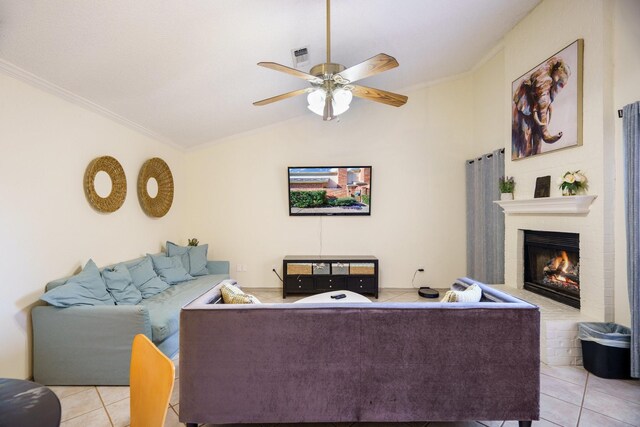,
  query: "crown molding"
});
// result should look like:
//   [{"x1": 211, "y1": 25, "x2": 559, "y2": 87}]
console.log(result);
[
  {"x1": 0, "y1": 58, "x2": 185, "y2": 151},
  {"x1": 470, "y1": 40, "x2": 505, "y2": 72}
]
